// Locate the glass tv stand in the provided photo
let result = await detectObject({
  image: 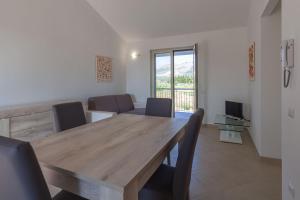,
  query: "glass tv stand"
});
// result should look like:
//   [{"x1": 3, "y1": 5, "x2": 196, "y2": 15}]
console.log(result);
[{"x1": 214, "y1": 115, "x2": 250, "y2": 144}]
